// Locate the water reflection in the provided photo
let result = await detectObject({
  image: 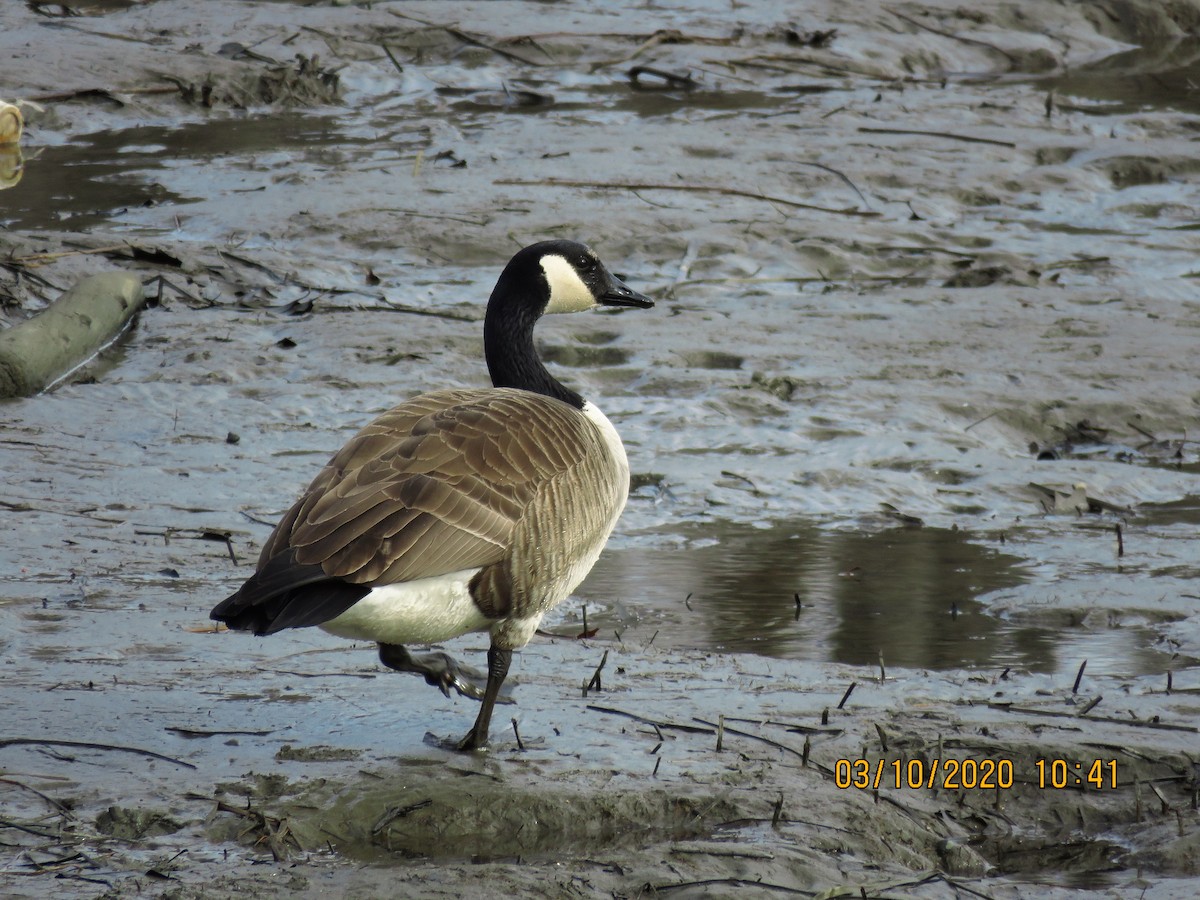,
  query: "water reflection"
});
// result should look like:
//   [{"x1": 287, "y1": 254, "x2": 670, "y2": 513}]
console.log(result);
[
  {"x1": 1039, "y1": 36, "x2": 1200, "y2": 114},
  {"x1": 0, "y1": 114, "x2": 347, "y2": 231},
  {"x1": 575, "y1": 520, "x2": 1175, "y2": 678}
]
